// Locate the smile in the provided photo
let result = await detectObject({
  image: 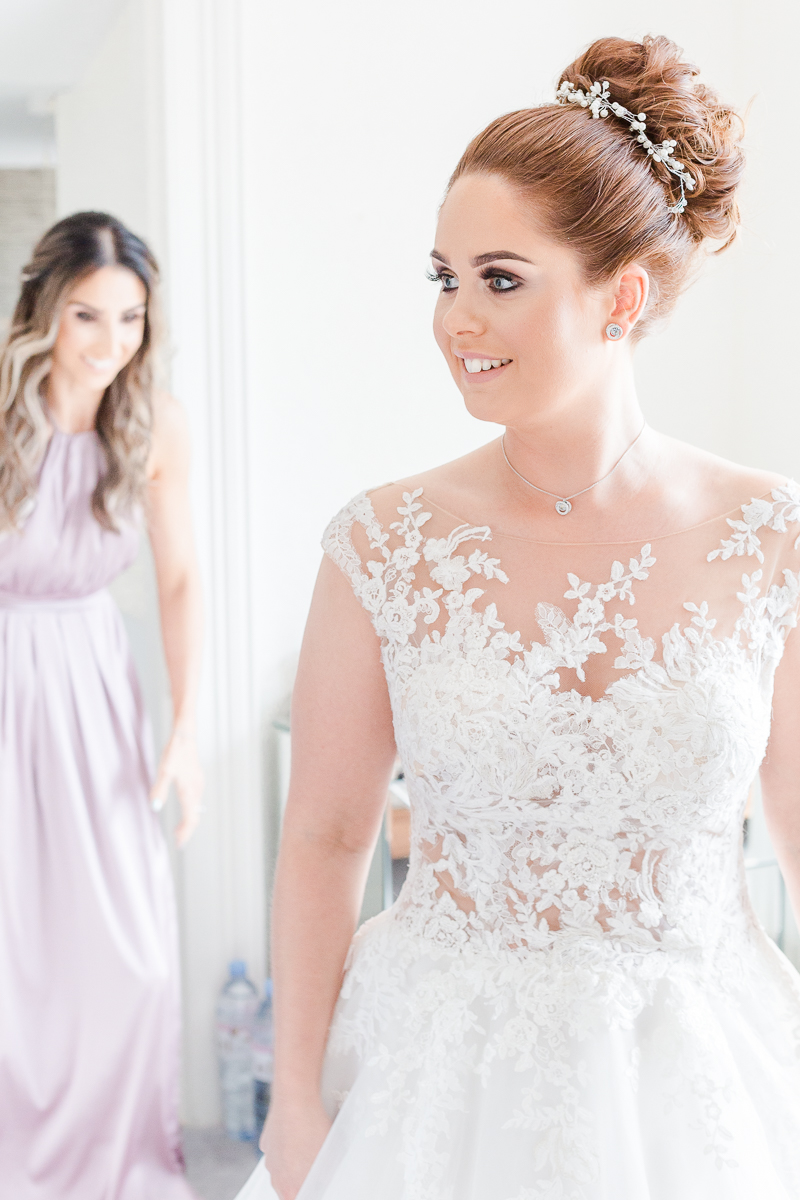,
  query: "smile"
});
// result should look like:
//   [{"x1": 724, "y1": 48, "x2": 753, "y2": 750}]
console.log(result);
[{"x1": 462, "y1": 357, "x2": 511, "y2": 374}]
